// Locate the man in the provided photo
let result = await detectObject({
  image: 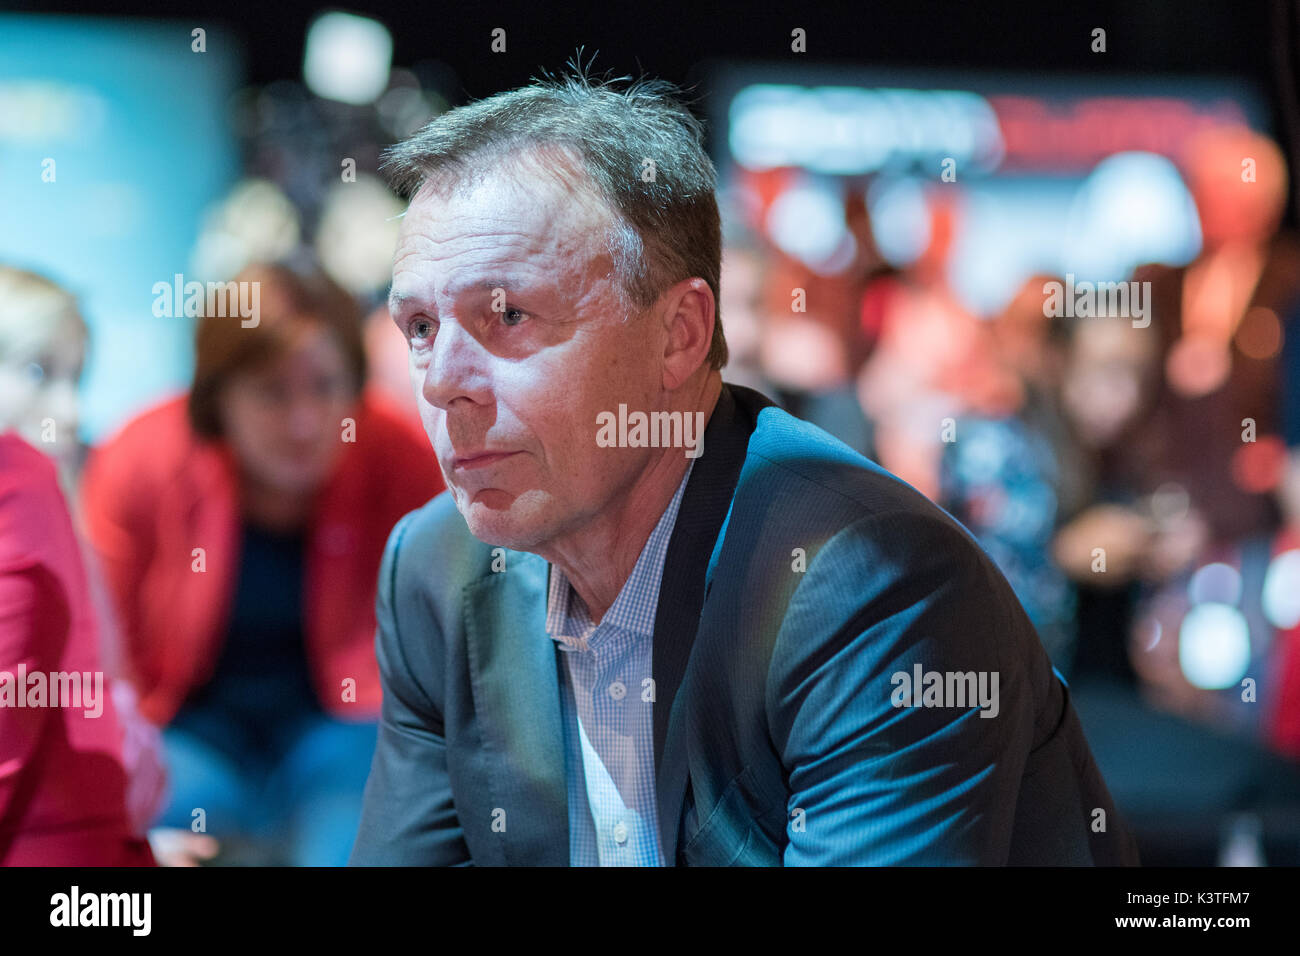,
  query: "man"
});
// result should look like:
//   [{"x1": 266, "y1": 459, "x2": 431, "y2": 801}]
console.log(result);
[{"x1": 349, "y1": 69, "x2": 1140, "y2": 866}]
